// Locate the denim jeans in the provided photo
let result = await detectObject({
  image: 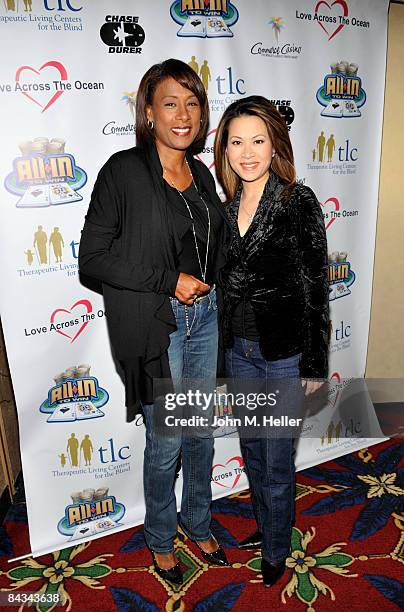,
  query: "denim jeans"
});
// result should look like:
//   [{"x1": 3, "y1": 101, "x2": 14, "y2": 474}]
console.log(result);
[
  {"x1": 143, "y1": 290, "x2": 218, "y2": 553},
  {"x1": 226, "y1": 336, "x2": 303, "y2": 564}
]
